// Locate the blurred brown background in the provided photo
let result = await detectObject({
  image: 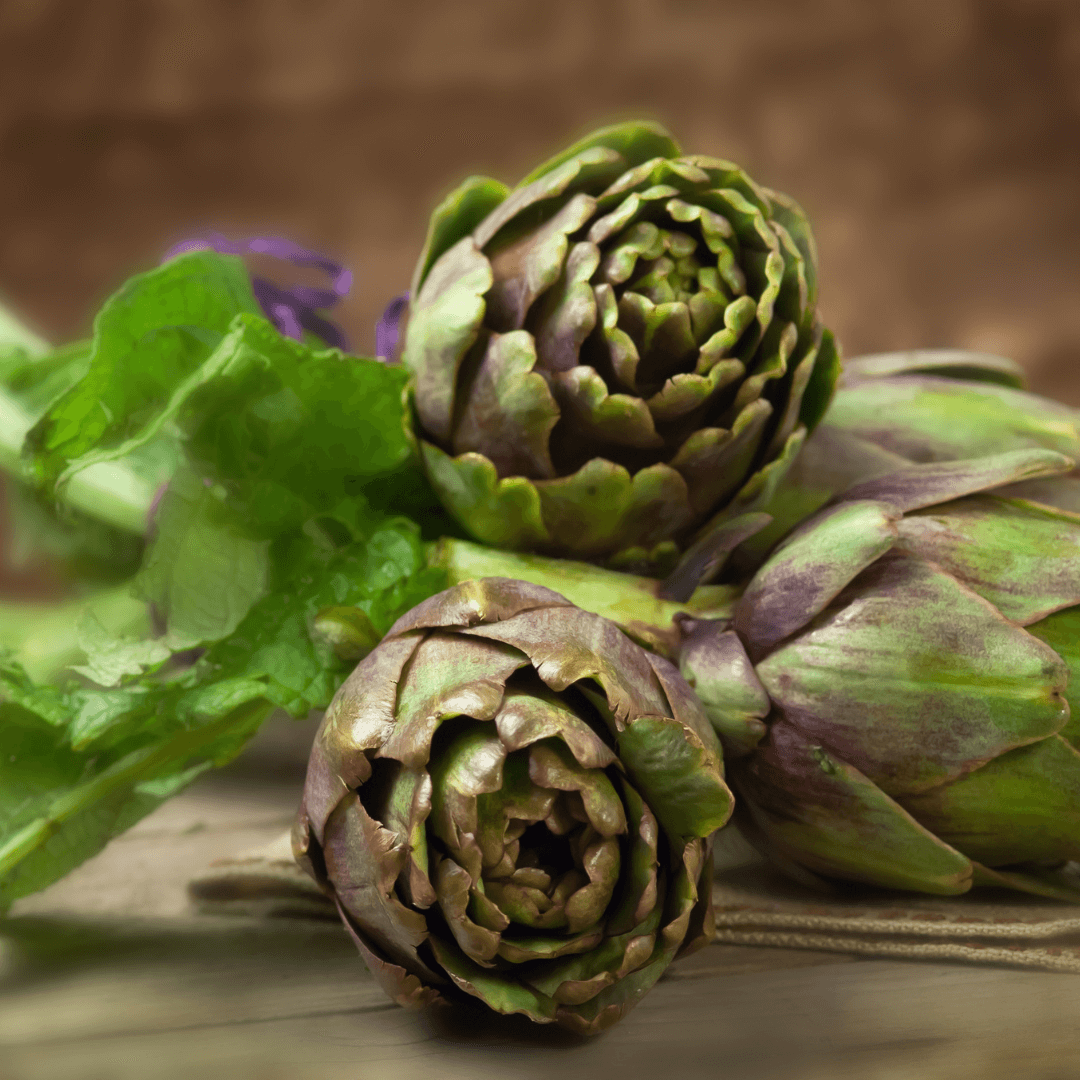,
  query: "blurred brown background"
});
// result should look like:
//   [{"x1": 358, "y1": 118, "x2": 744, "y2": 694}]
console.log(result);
[{"x1": 0, "y1": 0, "x2": 1078, "y2": 396}]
